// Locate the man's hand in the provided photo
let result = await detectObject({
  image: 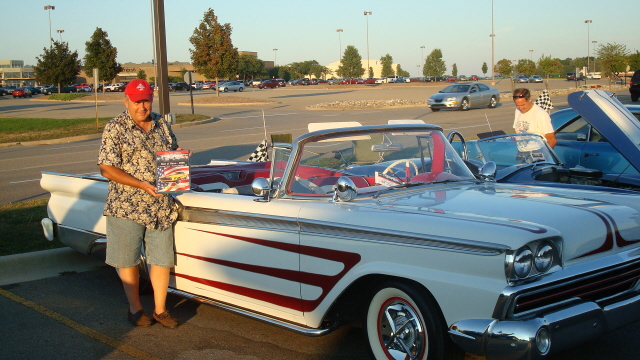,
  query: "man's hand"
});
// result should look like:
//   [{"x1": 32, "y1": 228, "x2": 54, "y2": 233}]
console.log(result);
[{"x1": 139, "y1": 181, "x2": 161, "y2": 197}]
